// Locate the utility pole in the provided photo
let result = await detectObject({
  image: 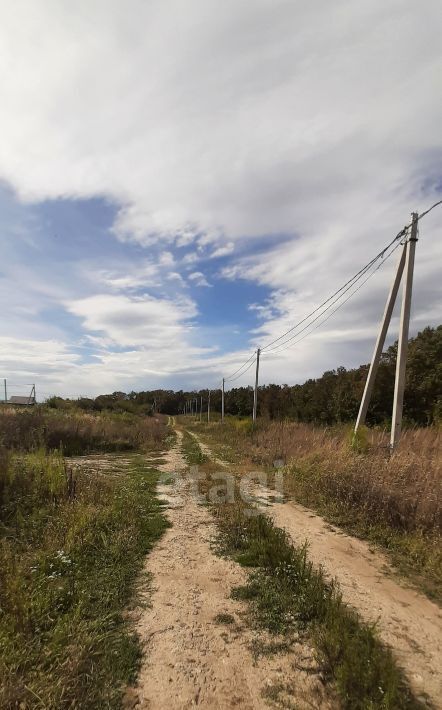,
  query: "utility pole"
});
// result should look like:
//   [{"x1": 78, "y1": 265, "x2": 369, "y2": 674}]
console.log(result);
[
  {"x1": 3, "y1": 379, "x2": 7, "y2": 403},
  {"x1": 354, "y1": 211, "x2": 418, "y2": 451},
  {"x1": 200, "y1": 395, "x2": 203, "y2": 422},
  {"x1": 390, "y1": 212, "x2": 418, "y2": 450},
  {"x1": 355, "y1": 244, "x2": 406, "y2": 431},
  {"x1": 252, "y1": 348, "x2": 260, "y2": 423},
  {"x1": 207, "y1": 390, "x2": 211, "y2": 423},
  {"x1": 221, "y1": 378, "x2": 225, "y2": 422}
]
